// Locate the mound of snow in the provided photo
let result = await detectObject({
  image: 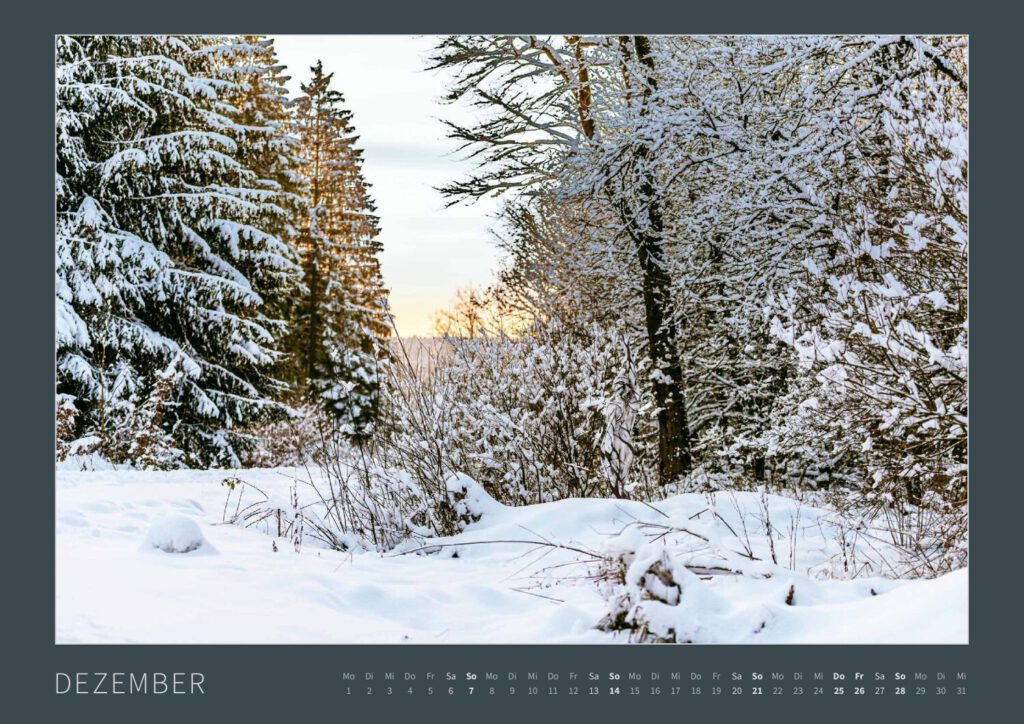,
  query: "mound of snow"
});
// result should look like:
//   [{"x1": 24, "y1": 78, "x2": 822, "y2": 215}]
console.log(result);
[{"x1": 145, "y1": 515, "x2": 209, "y2": 554}]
